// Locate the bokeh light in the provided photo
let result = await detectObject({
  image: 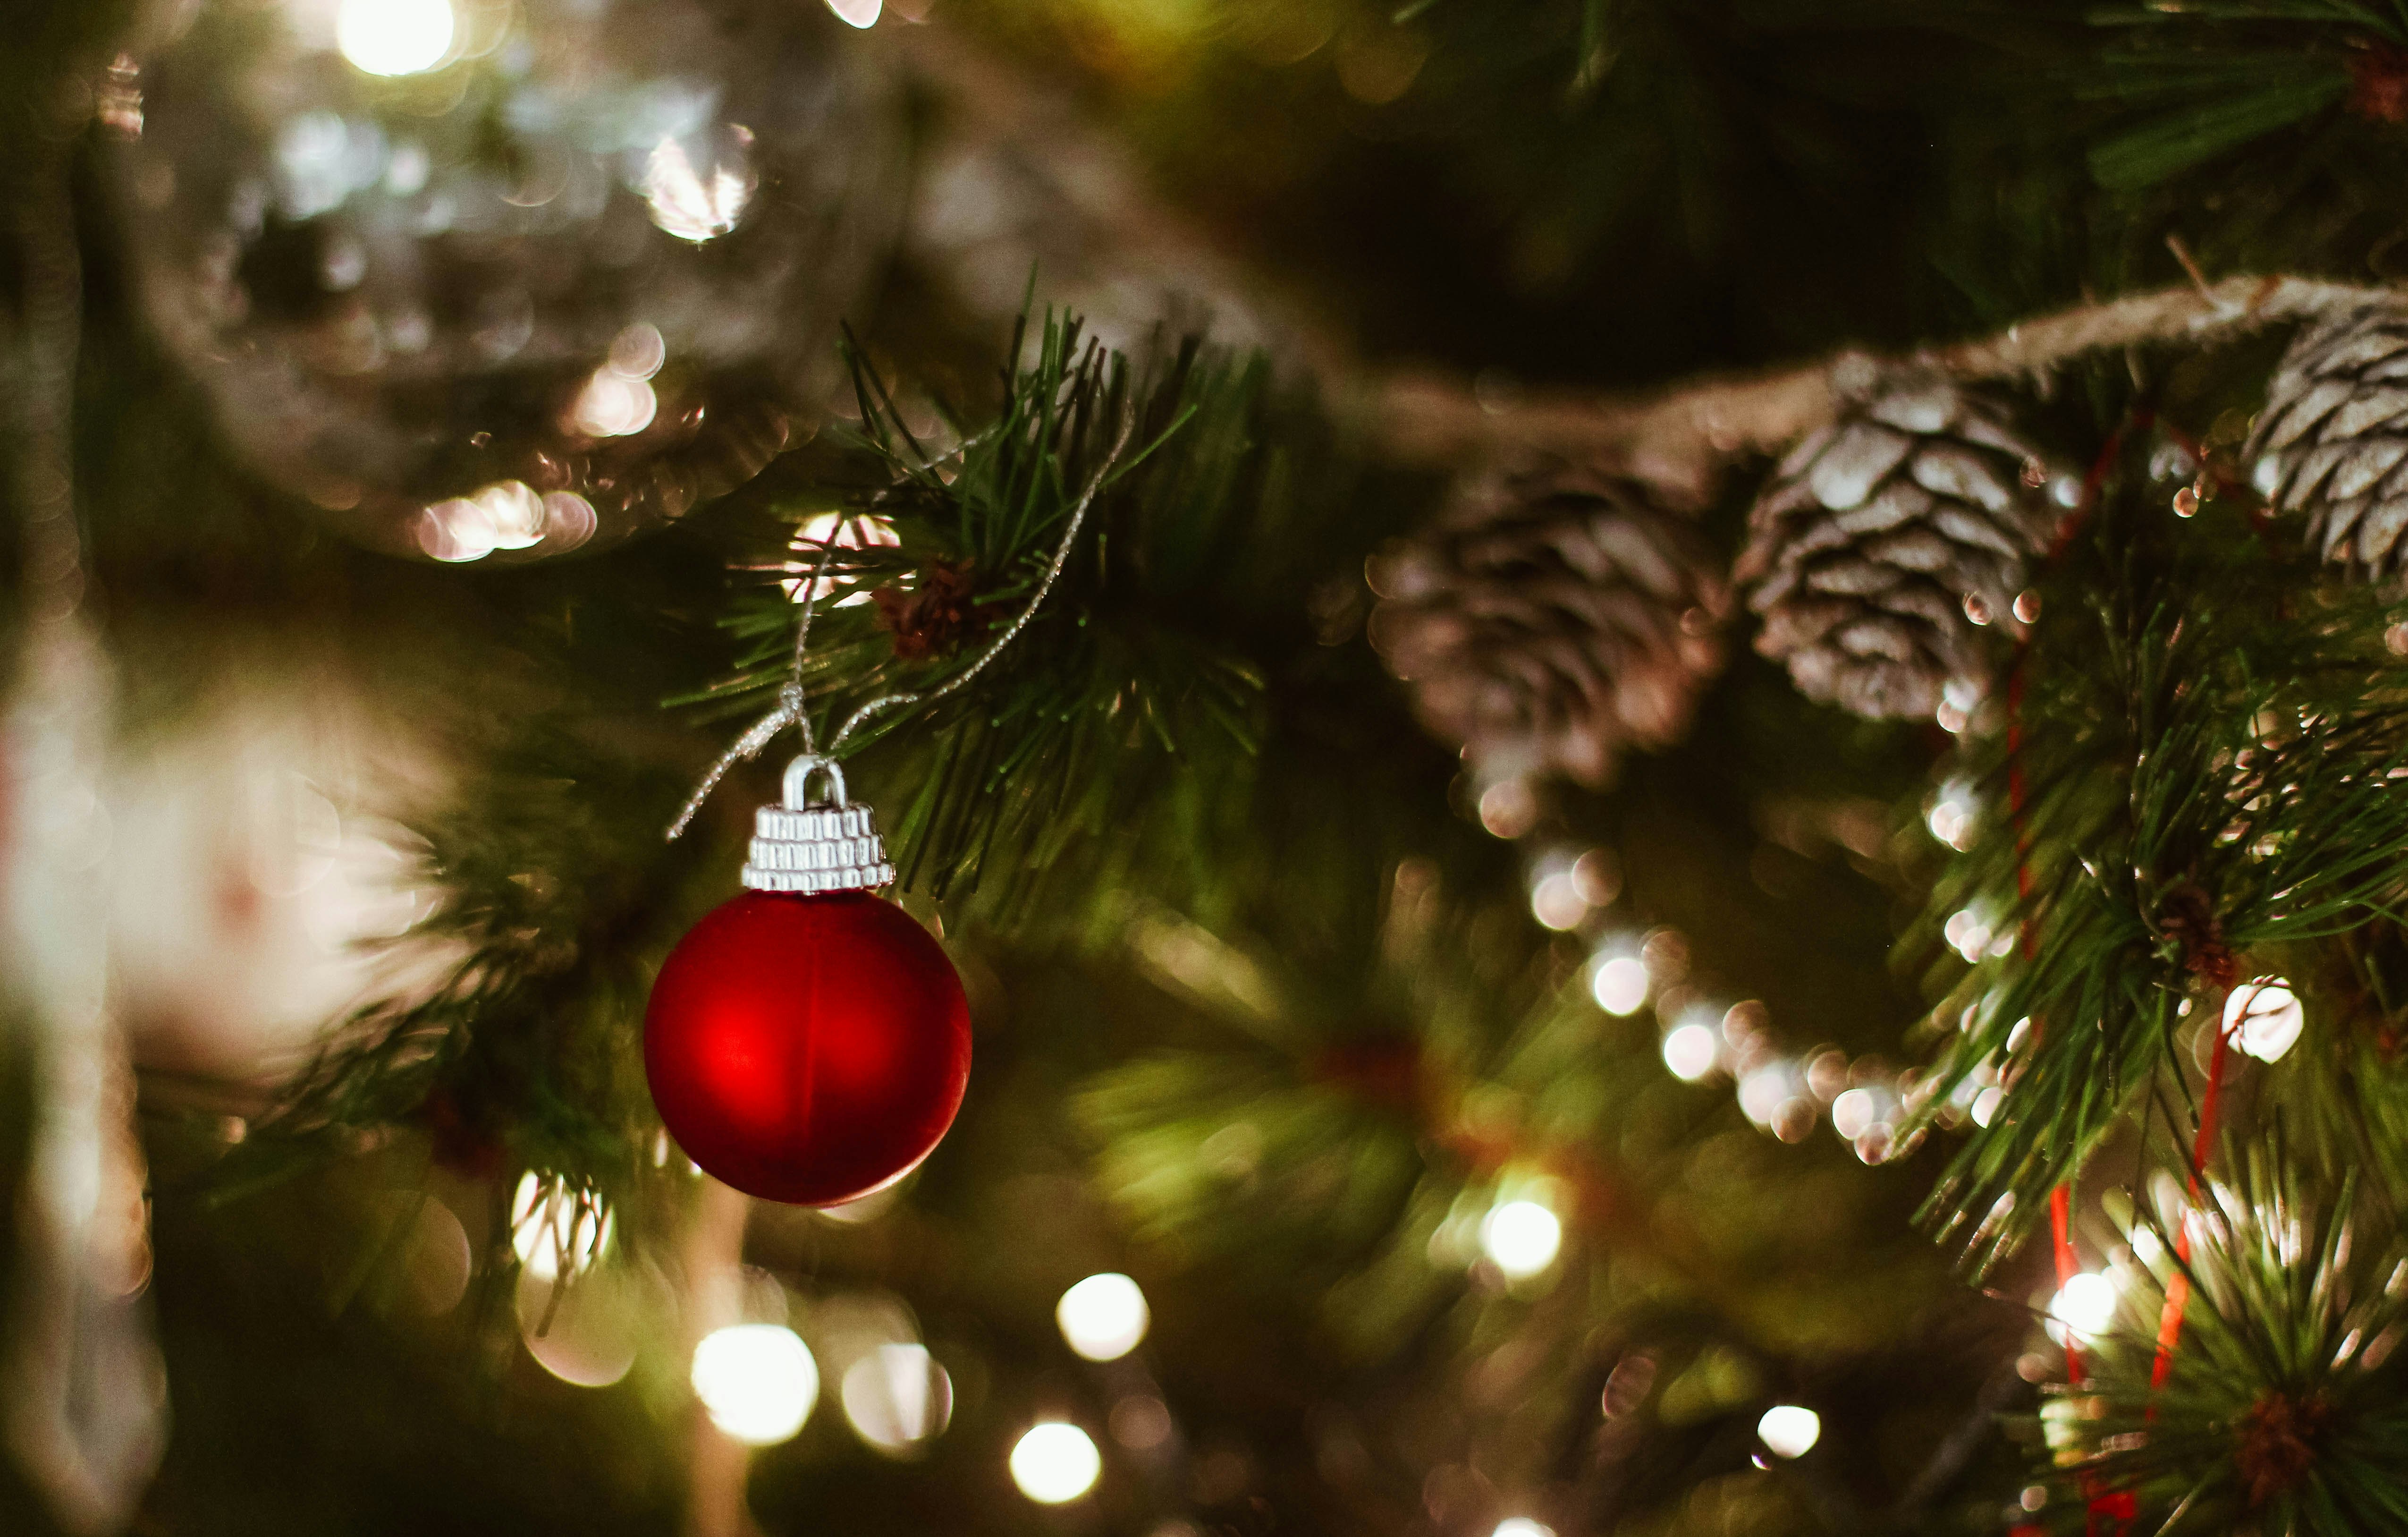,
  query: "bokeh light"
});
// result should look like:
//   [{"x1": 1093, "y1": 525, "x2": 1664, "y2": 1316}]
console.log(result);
[
  {"x1": 1494, "y1": 1521, "x2": 1555, "y2": 1537},
  {"x1": 2047, "y1": 1273, "x2": 2119, "y2": 1344},
  {"x1": 644, "y1": 131, "x2": 757, "y2": 243},
  {"x1": 1661, "y1": 1022, "x2": 1718, "y2": 1081},
  {"x1": 825, "y1": 0, "x2": 883, "y2": 25},
  {"x1": 1056, "y1": 1273, "x2": 1150, "y2": 1362},
  {"x1": 1591, "y1": 955, "x2": 1649, "y2": 1016},
  {"x1": 1479, "y1": 1199, "x2": 1562, "y2": 1279},
  {"x1": 1927, "y1": 782, "x2": 1978, "y2": 850},
  {"x1": 510, "y1": 1172, "x2": 613, "y2": 1282},
  {"x1": 841, "y1": 1343, "x2": 952, "y2": 1454},
  {"x1": 1757, "y1": 1404, "x2": 1821, "y2": 1459},
  {"x1": 692, "y1": 1324, "x2": 819, "y2": 1445},
  {"x1": 1529, "y1": 869, "x2": 1587, "y2": 931},
  {"x1": 1010, "y1": 1422, "x2": 1102, "y2": 1503},
  {"x1": 336, "y1": 0, "x2": 455, "y2": 76}
]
